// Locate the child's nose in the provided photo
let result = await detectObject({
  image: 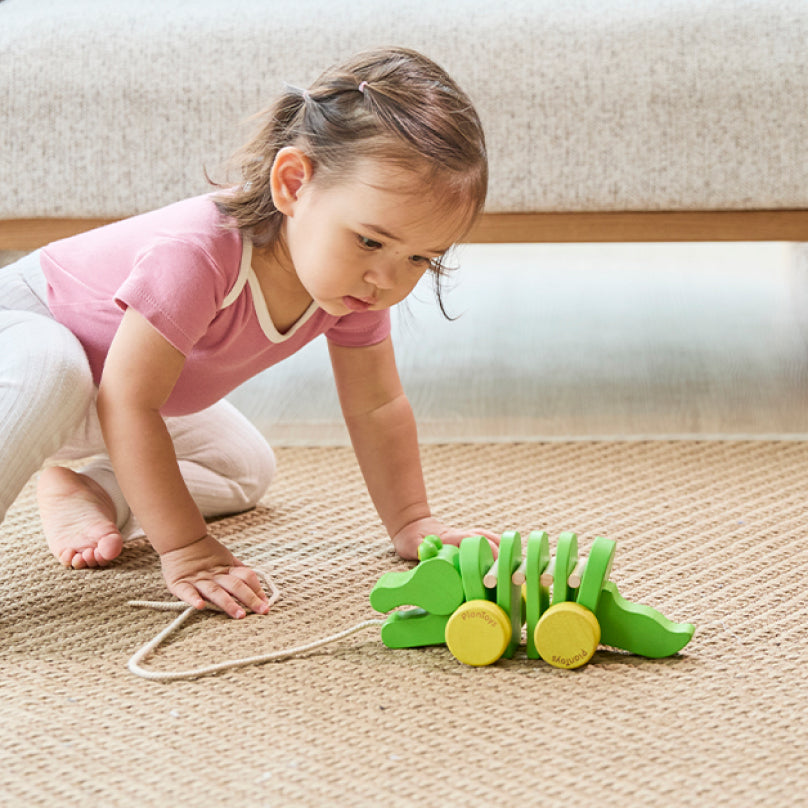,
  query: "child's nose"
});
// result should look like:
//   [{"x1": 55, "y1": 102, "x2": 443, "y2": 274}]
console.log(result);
[{"x1": 364, "y1": 261, "x2": 397, "y2": 290}]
